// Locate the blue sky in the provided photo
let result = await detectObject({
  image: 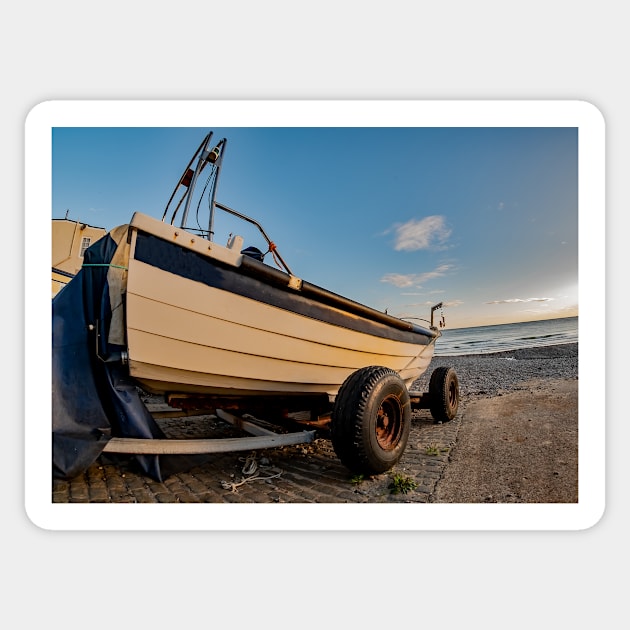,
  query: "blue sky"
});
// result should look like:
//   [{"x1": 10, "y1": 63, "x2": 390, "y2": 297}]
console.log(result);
[{"x1": 52, "y1": 126, "x2": 578, "y2": 329}]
